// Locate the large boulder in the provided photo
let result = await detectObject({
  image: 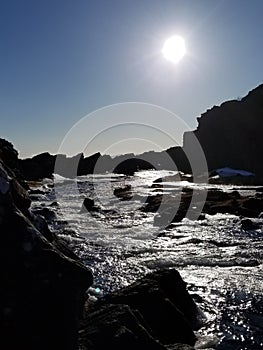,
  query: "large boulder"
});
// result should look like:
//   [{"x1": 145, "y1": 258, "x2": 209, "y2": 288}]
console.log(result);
[
  {"x1": 101, "y1": 269, "x2": 203, "y2": 346},
  {"x1": 79, "y1": 304, "x2": 165, "y2": 350},
  {"x1": 79, "y1": 269, "x2": 201, "y2": 349},
  {"x1": 113, "y1": 157, "x2": 155, "y2": 175},
  {"x1": 0, "y1": 138, "x2": 19, "y2": 171},
  {"x1": 0, "y1": 155, "x2": 93, "y2": 349},
  {"x1": 18, "y1": 152, "x2": 56, "y2": 180}
]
